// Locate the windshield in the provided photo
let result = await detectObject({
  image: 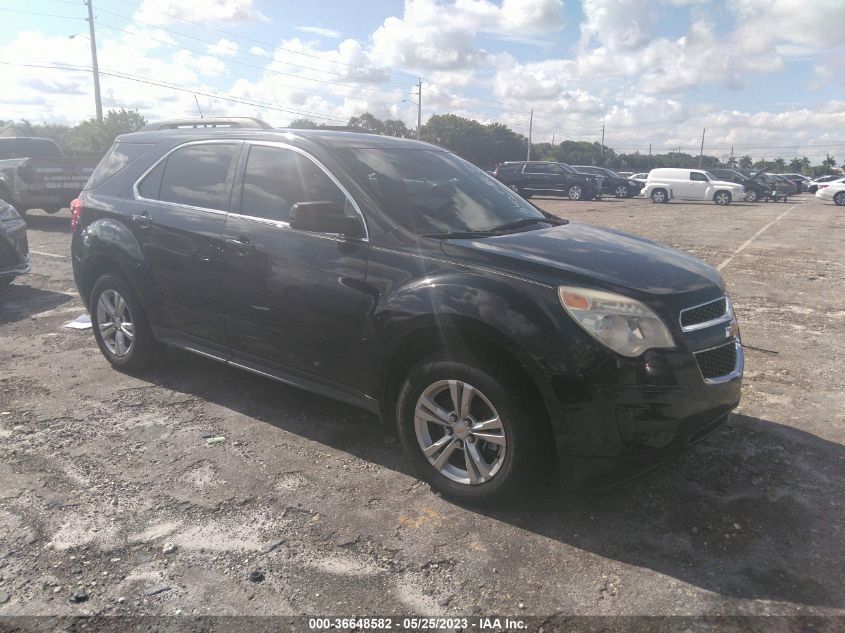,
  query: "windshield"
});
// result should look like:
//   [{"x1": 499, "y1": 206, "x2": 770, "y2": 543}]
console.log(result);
[
  {"x1": 338, "y1": 148, "x2": 547, "y2": 235},
  {"x1": 705, "y1": 171, "x2": 718, "y2": 180}
]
